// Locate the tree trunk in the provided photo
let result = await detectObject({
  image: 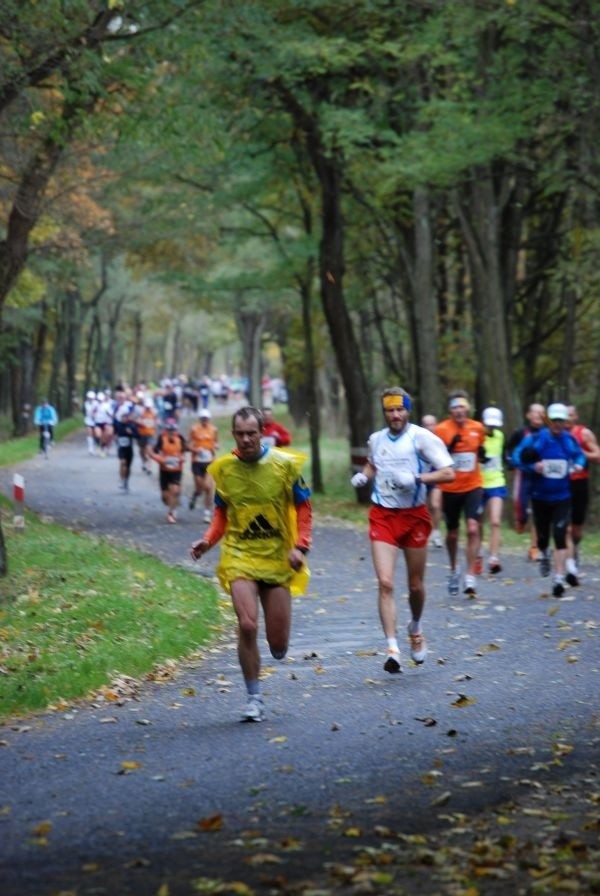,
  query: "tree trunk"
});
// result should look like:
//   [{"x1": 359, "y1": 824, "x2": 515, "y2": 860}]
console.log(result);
[
  {"x1": 234, "y1": 305, "x2": 265, "y2": 407},
  {"x1": 453, "y1": 173, "x2": 521, "y2": 433},
  {"x1": 411, "y1": 186, "x2": 440, "y2": 417}
]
